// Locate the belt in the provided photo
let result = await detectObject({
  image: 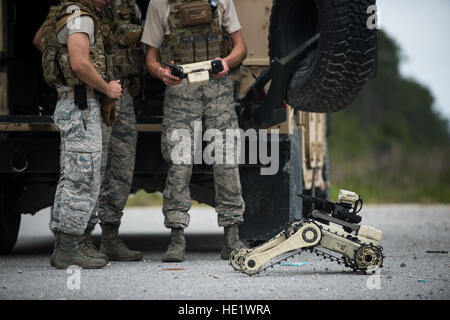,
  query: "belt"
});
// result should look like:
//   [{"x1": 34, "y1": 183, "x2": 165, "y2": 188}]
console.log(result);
[{"x1": 58, "y1": 88, "x2": 97, "y2": 100}]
